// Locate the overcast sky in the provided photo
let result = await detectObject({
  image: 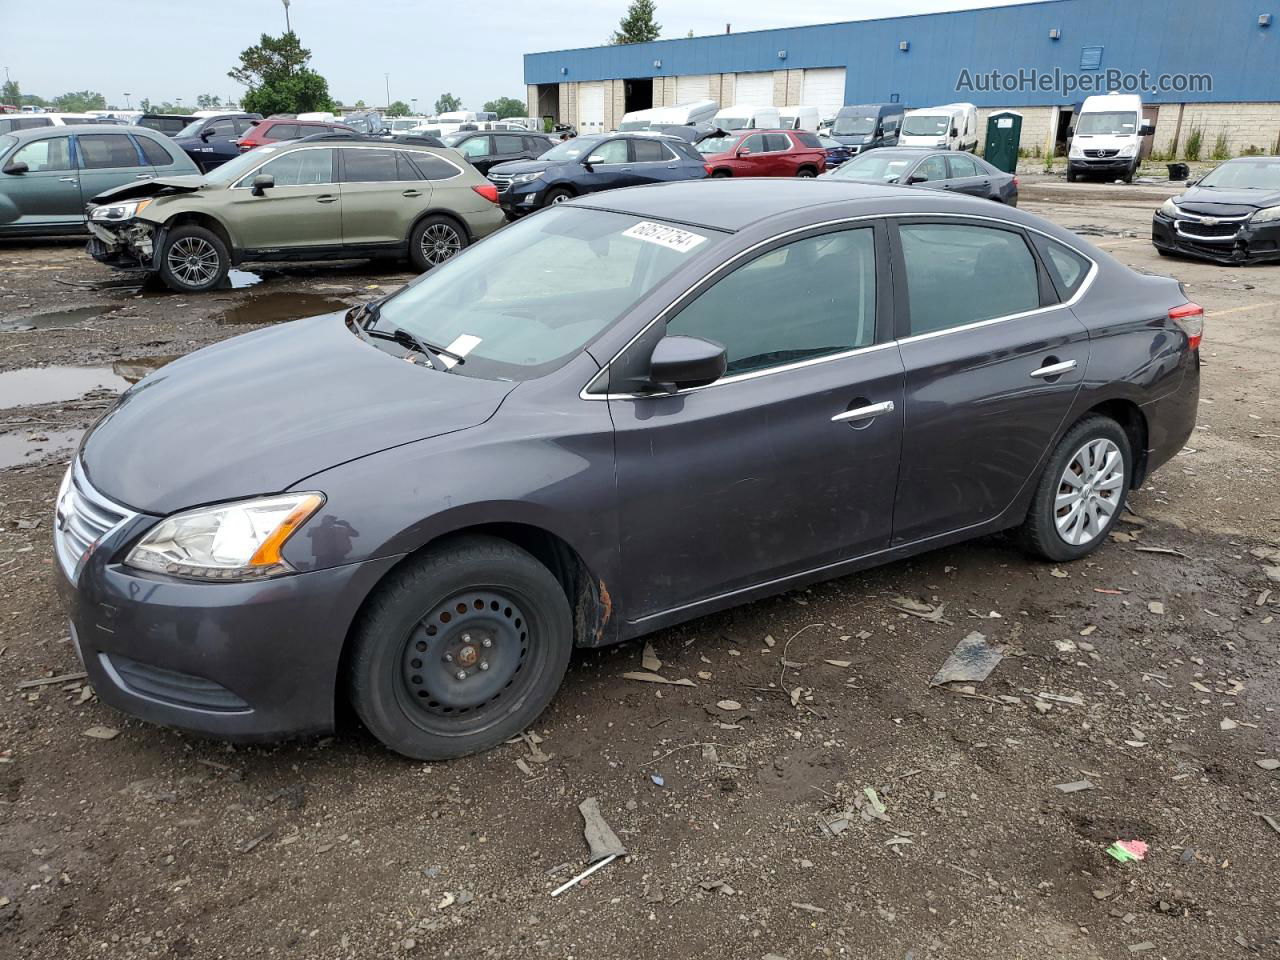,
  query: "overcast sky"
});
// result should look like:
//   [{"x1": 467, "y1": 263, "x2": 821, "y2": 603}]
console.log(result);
[{"x1": 2, "y1": 0, "x2": 1035, "y2": 111}]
